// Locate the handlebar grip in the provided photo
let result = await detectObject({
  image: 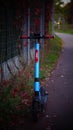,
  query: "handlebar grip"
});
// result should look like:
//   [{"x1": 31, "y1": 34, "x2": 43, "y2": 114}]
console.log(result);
[{"x1": 45, "y1": 34, "x2": 54, "y2": 39}]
